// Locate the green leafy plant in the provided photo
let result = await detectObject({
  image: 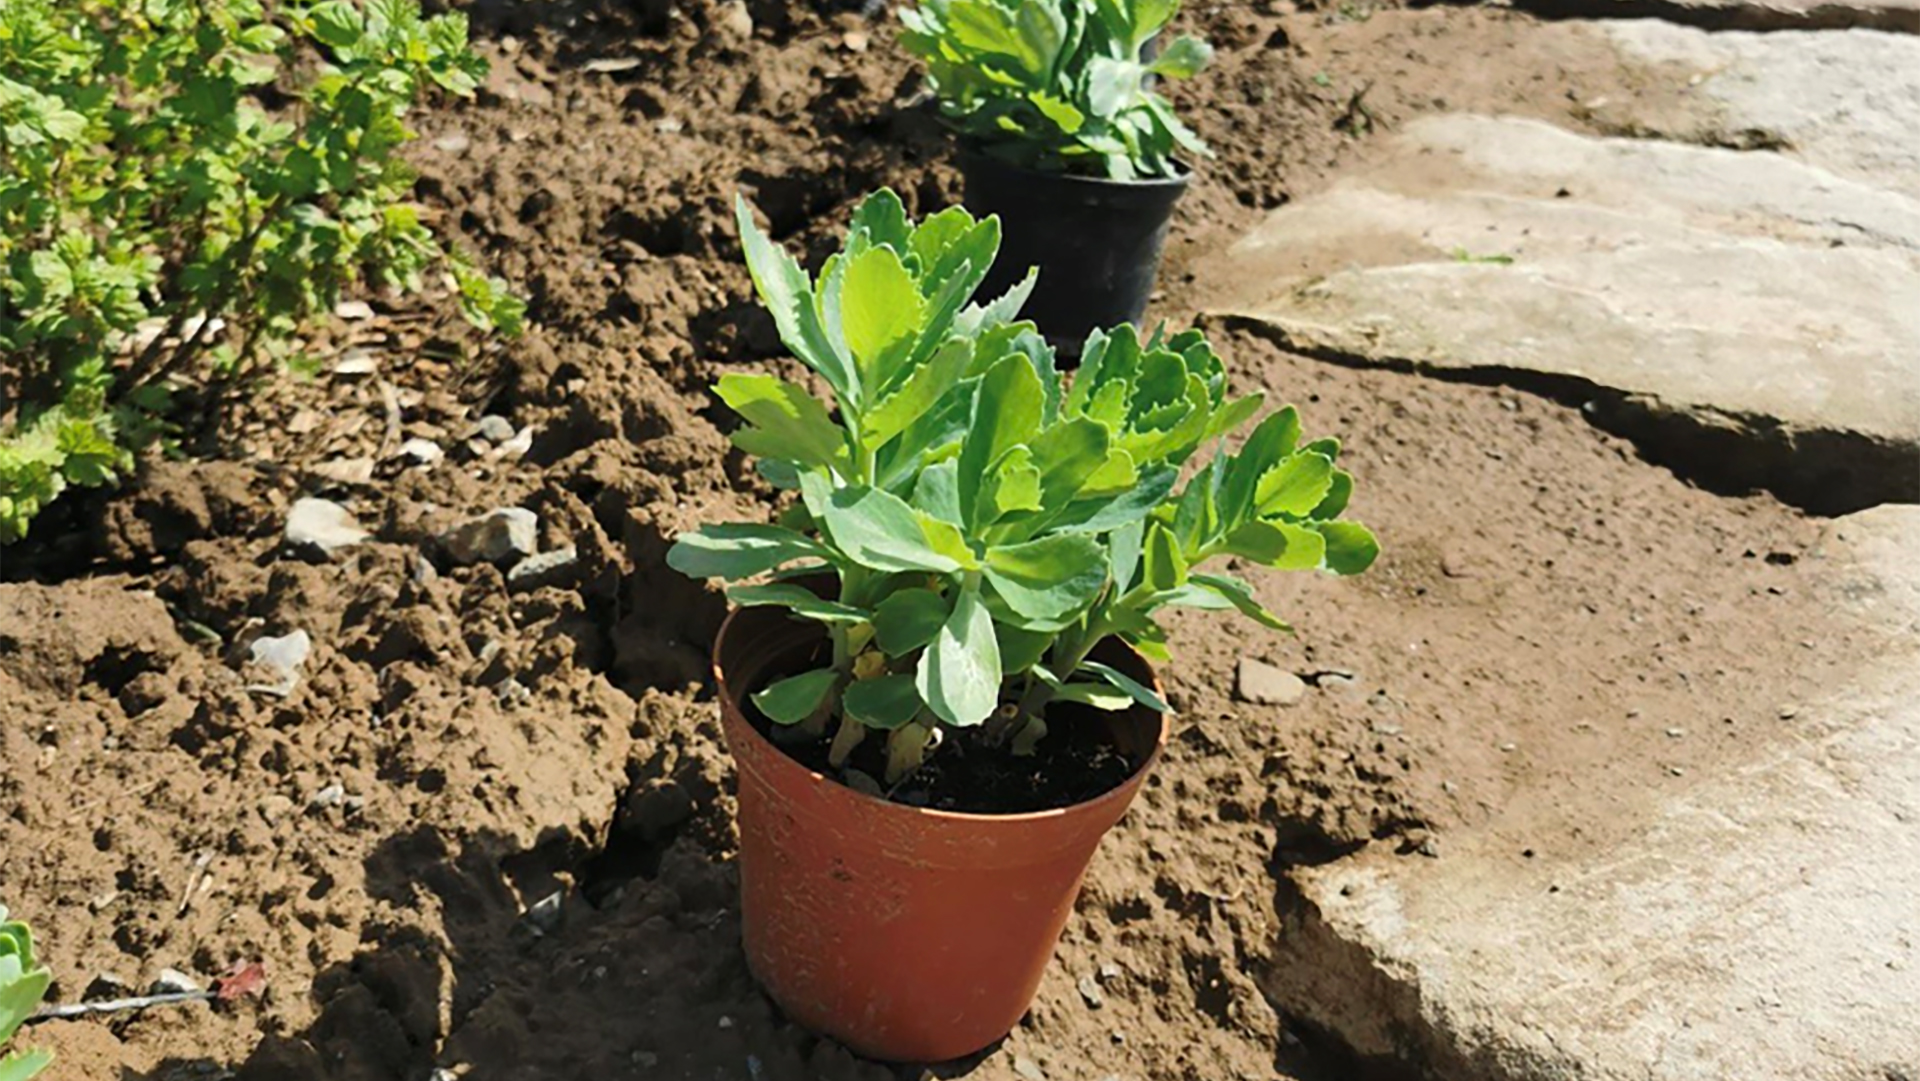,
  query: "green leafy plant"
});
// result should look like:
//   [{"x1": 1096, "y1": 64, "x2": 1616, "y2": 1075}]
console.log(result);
[
  {"x1": 669, "y1": 190, "x2": 1376, "y2": 787},
  {"x1": 0, "y1": 908, "x2": 51, "y2": 1081},
  {"x1": 898, "y1": 0, "x2": 1213, "y2": 180},
  {"x1": 0, "y1": 0, "x2": 523, "y2": 543}
]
